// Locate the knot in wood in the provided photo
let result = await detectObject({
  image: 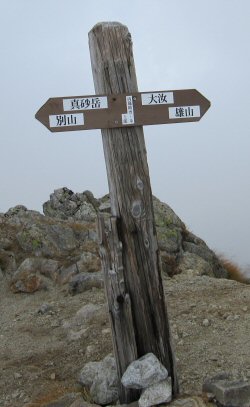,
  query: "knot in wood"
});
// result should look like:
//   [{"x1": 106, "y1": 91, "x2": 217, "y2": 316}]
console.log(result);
[
  {"x1": 116, "y1": 294, "x2": 124, "y2": 304},
  {"x1": 131, "y1": 200, "x2": 142, "y2": 219},
  {"x1": 136, "y1": 177, "x2": 144, "y2": 191}
]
